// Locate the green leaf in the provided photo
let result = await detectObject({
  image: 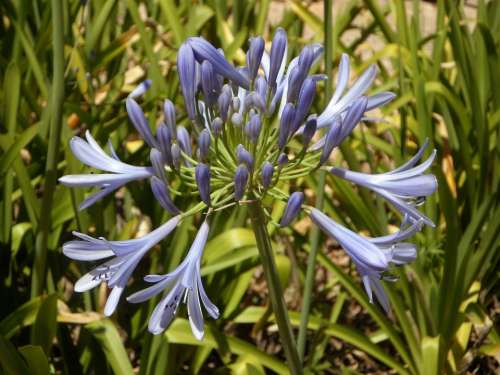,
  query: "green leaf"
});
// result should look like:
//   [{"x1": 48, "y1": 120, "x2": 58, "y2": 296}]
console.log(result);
[
  {"x1": 32, "y1": 294, "x2": 58, "y2": 355},
  {"x1": 11, "y1": 222, "x2": 32, "y2": 256},
  {"x1": 0, "y1": 125, "x2": 39, "y2": 177},
  {"x1": 203, "y1": 228, "x2": 256, "y2": 264},
  {"x1": 0, "y1": 335, "x2": 29, "y2": 375},
  {"x1": 0, "y1": 296, "x2": 43, "y2": 339},
  {"x1": 420, "y1": 336, "x2": 440, "y2": 375},
  {"x1": 18, "y1": 346, "x2": 50, "y2": 375},
  {"x1": 85, "y1": 319, "x2": 134, "y2": 375},
  {"x1": 165, "y1": 319, "x2": 289, "y2": 374}
]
